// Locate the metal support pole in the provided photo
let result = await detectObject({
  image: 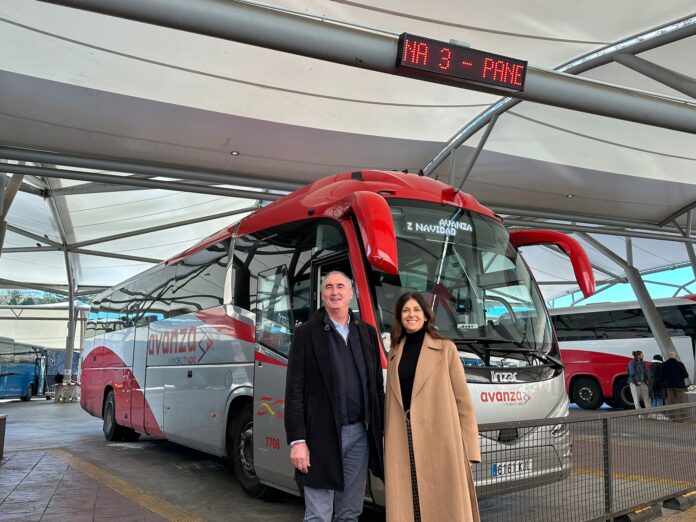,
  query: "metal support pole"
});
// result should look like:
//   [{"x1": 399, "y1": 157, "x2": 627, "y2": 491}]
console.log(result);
[
  {"x1": 625, "y1": 237, "x2": 633, "y2": 267},
  {"x1": 457, "y1": 114, "x2": 499, "y2": 190},
  {"x1": 602, "y1": 417, "x2": 614, "y2": 519},
  {"x1": 448, "y1": 148, "x2": 456, "y2": 187},
  {"x1": 63, "y1": 251, "x2": 76, "y2": 382},
  {"x1": 682, "y1": 212, "x2": 696, "y2": 282},
  {"x1": 0, "y1": 174, "x2": 6, "y2": 218},
  {"x1": 580, "y1": 233, "x2": 676, "y2": 358},
  {"x1": 38, "y1": 0, "x2": 696, "y2": 135},
  {"x1": 613, "y1": 53, "x2": 696, "y2": 100},
  {"x1": 625, "y1": 265, "x2": 676, "y2": 359}
]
